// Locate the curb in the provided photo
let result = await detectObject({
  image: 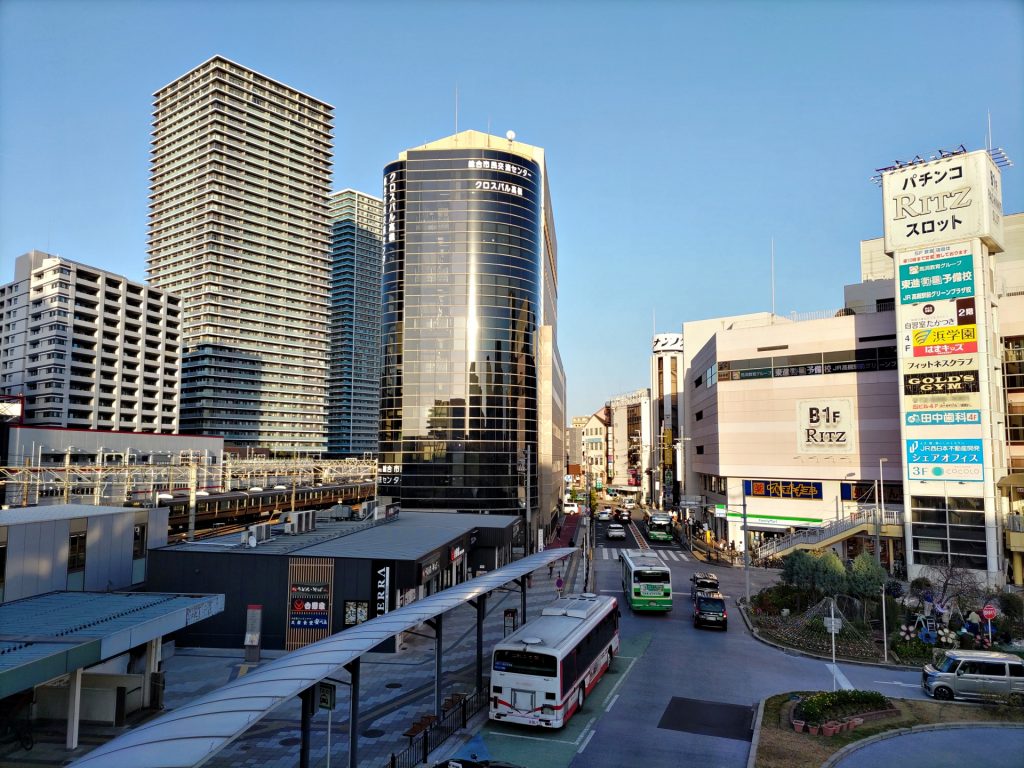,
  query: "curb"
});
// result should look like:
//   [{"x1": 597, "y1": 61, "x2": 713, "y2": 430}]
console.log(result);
[
  {"x1": 746, "y1": 696, "x2": 766, "y2": 768},
  {"x1": 819, "y1": 721, "x2": 1024, "y2": 768},
  {"x1": 735, "y1": 602, "x2": 918, "y2": 672}
]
